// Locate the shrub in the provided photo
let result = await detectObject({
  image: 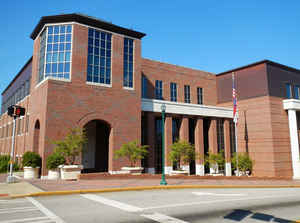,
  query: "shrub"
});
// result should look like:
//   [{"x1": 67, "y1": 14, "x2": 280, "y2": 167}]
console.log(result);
[
  {"x1": 0, "y1": 155, "x2": 10, "y2": 173},
  {"x1": 231, "y1": 153, "x2": 253, "y2": 174},
  {"x1": 53, "y1": 127, "x2": 87, "y2": 165},
  {"x1": 169, "y1": 140, "x2": 196, "y2": 170},
  {"x1": 46, "y1": 153, "x2": 65, "y2": 170},
  {"x1": 205, "y1": 150, "x2": 225, "y2": 173},
  {"x1": 22, "y1": 151, "x2": 42, "y2": 168},
  {"x1": 114, "y1": 141, "x2": 149, "y2": 167}
]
